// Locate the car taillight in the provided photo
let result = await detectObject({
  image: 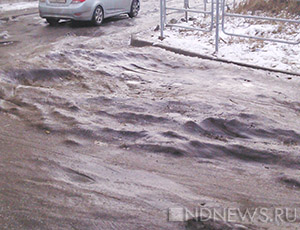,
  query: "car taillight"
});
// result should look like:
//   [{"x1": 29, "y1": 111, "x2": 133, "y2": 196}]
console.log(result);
[{"x1": 72, "y1": 0, "x2": 86, "y2": 3}]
